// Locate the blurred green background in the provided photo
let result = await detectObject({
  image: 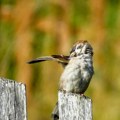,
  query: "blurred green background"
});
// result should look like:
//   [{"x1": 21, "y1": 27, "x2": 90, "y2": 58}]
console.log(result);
[{"x1": 0, "y1": 0, "x2": 120, "y2": 120}]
